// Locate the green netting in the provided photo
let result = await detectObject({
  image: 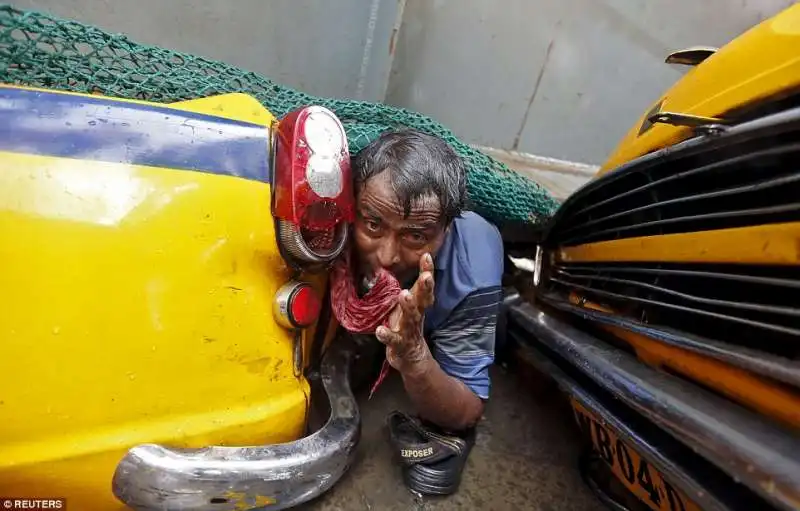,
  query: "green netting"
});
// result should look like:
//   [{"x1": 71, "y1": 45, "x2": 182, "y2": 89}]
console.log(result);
[{"x1": 0, "y1": 4, "x2": 559, "y2": 225}]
